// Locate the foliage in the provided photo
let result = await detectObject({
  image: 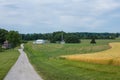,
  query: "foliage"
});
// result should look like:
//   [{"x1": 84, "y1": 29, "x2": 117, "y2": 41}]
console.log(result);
[
  {"x1": 21, "y1": 40, "x2": 28, "y2": 43},
  {"x1": 0, "y1": 49, "x2": 19, "y2": 80},
  {"x1": 90, "y1": 38, "x2": 96, "y2": 44},
  {"x1": 7, "y1": 31, "x2": 21, "y2": 48},
  {"x1": 0, "y1": 28, "x2": 8, "y2": 44},
  {"x1": 21, "y1": 33, "x2": 53, "y2": 41},
  {"x1": 65, "y1": 34, "x2": 80, "y2": 43},
  {"x1": 24, "y1": 39, "x2": 120, "y2": 80},
  {"x1": 50, "y1": 31, "x2": 66, "y2": 43},
  {"x1": 20, "y1": 31, "x2": 120, "y2": 41},
  {"x1": 0, "y1": 28, "x2": 21, "y2": 49}
]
